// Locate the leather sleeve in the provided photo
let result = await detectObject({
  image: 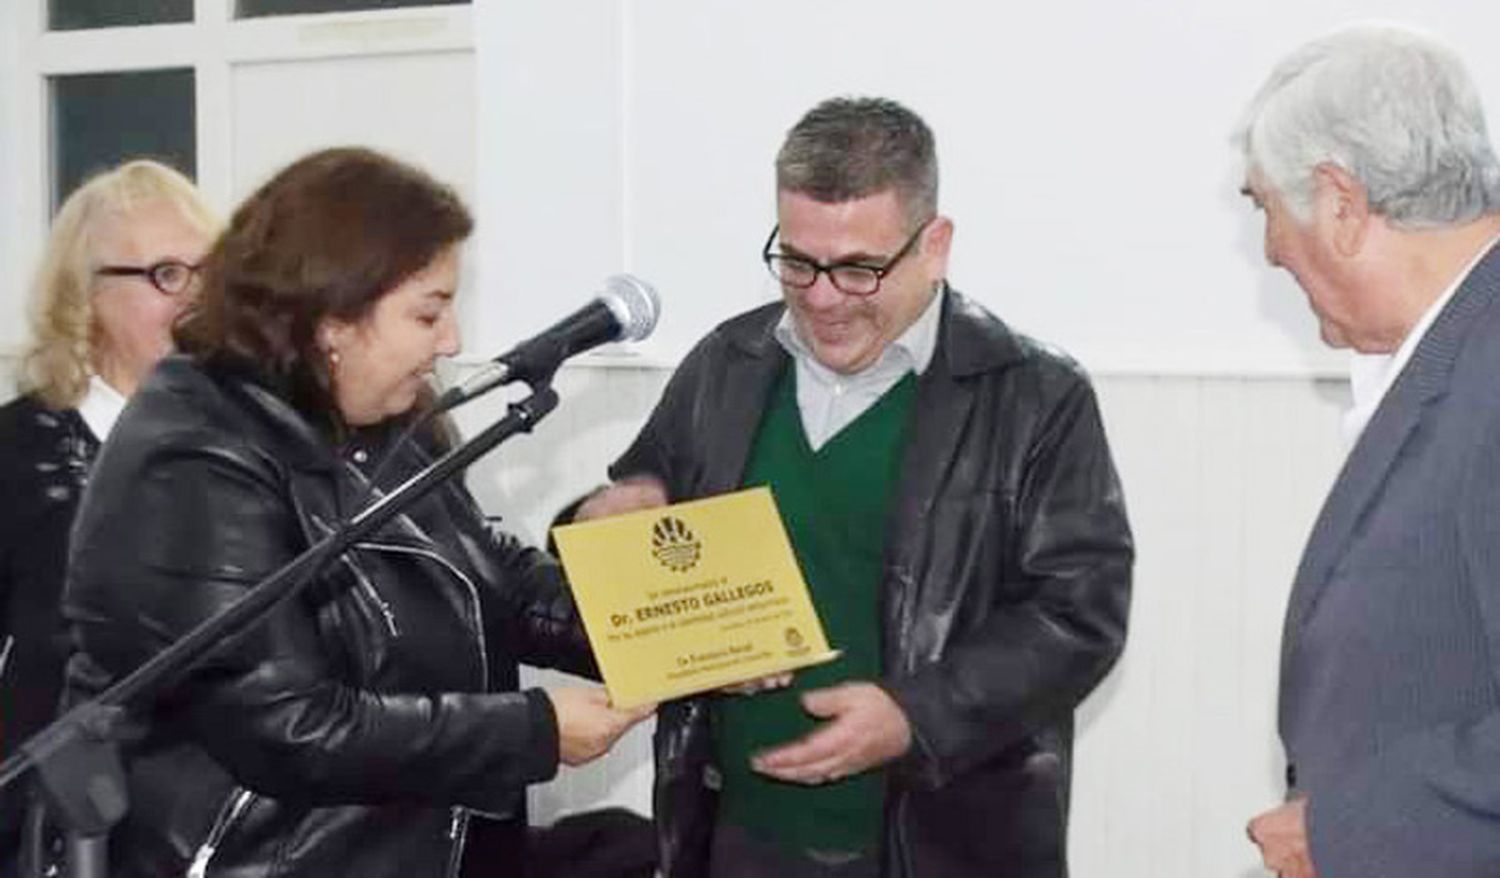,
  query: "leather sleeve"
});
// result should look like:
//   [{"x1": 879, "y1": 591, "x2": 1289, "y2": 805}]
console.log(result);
[
  {"x1": 66, "y1": 439, "x2": 560, "y2": 811},
  {"x1": 607, "y1": 335, "x2": 717, "y2": 499},
  {"x1": 453, "y1": 495, "x2": 599, "y2": 680},
  {"x1": 884, "y1": 372, "x2": 1133, "y2": 790}
]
